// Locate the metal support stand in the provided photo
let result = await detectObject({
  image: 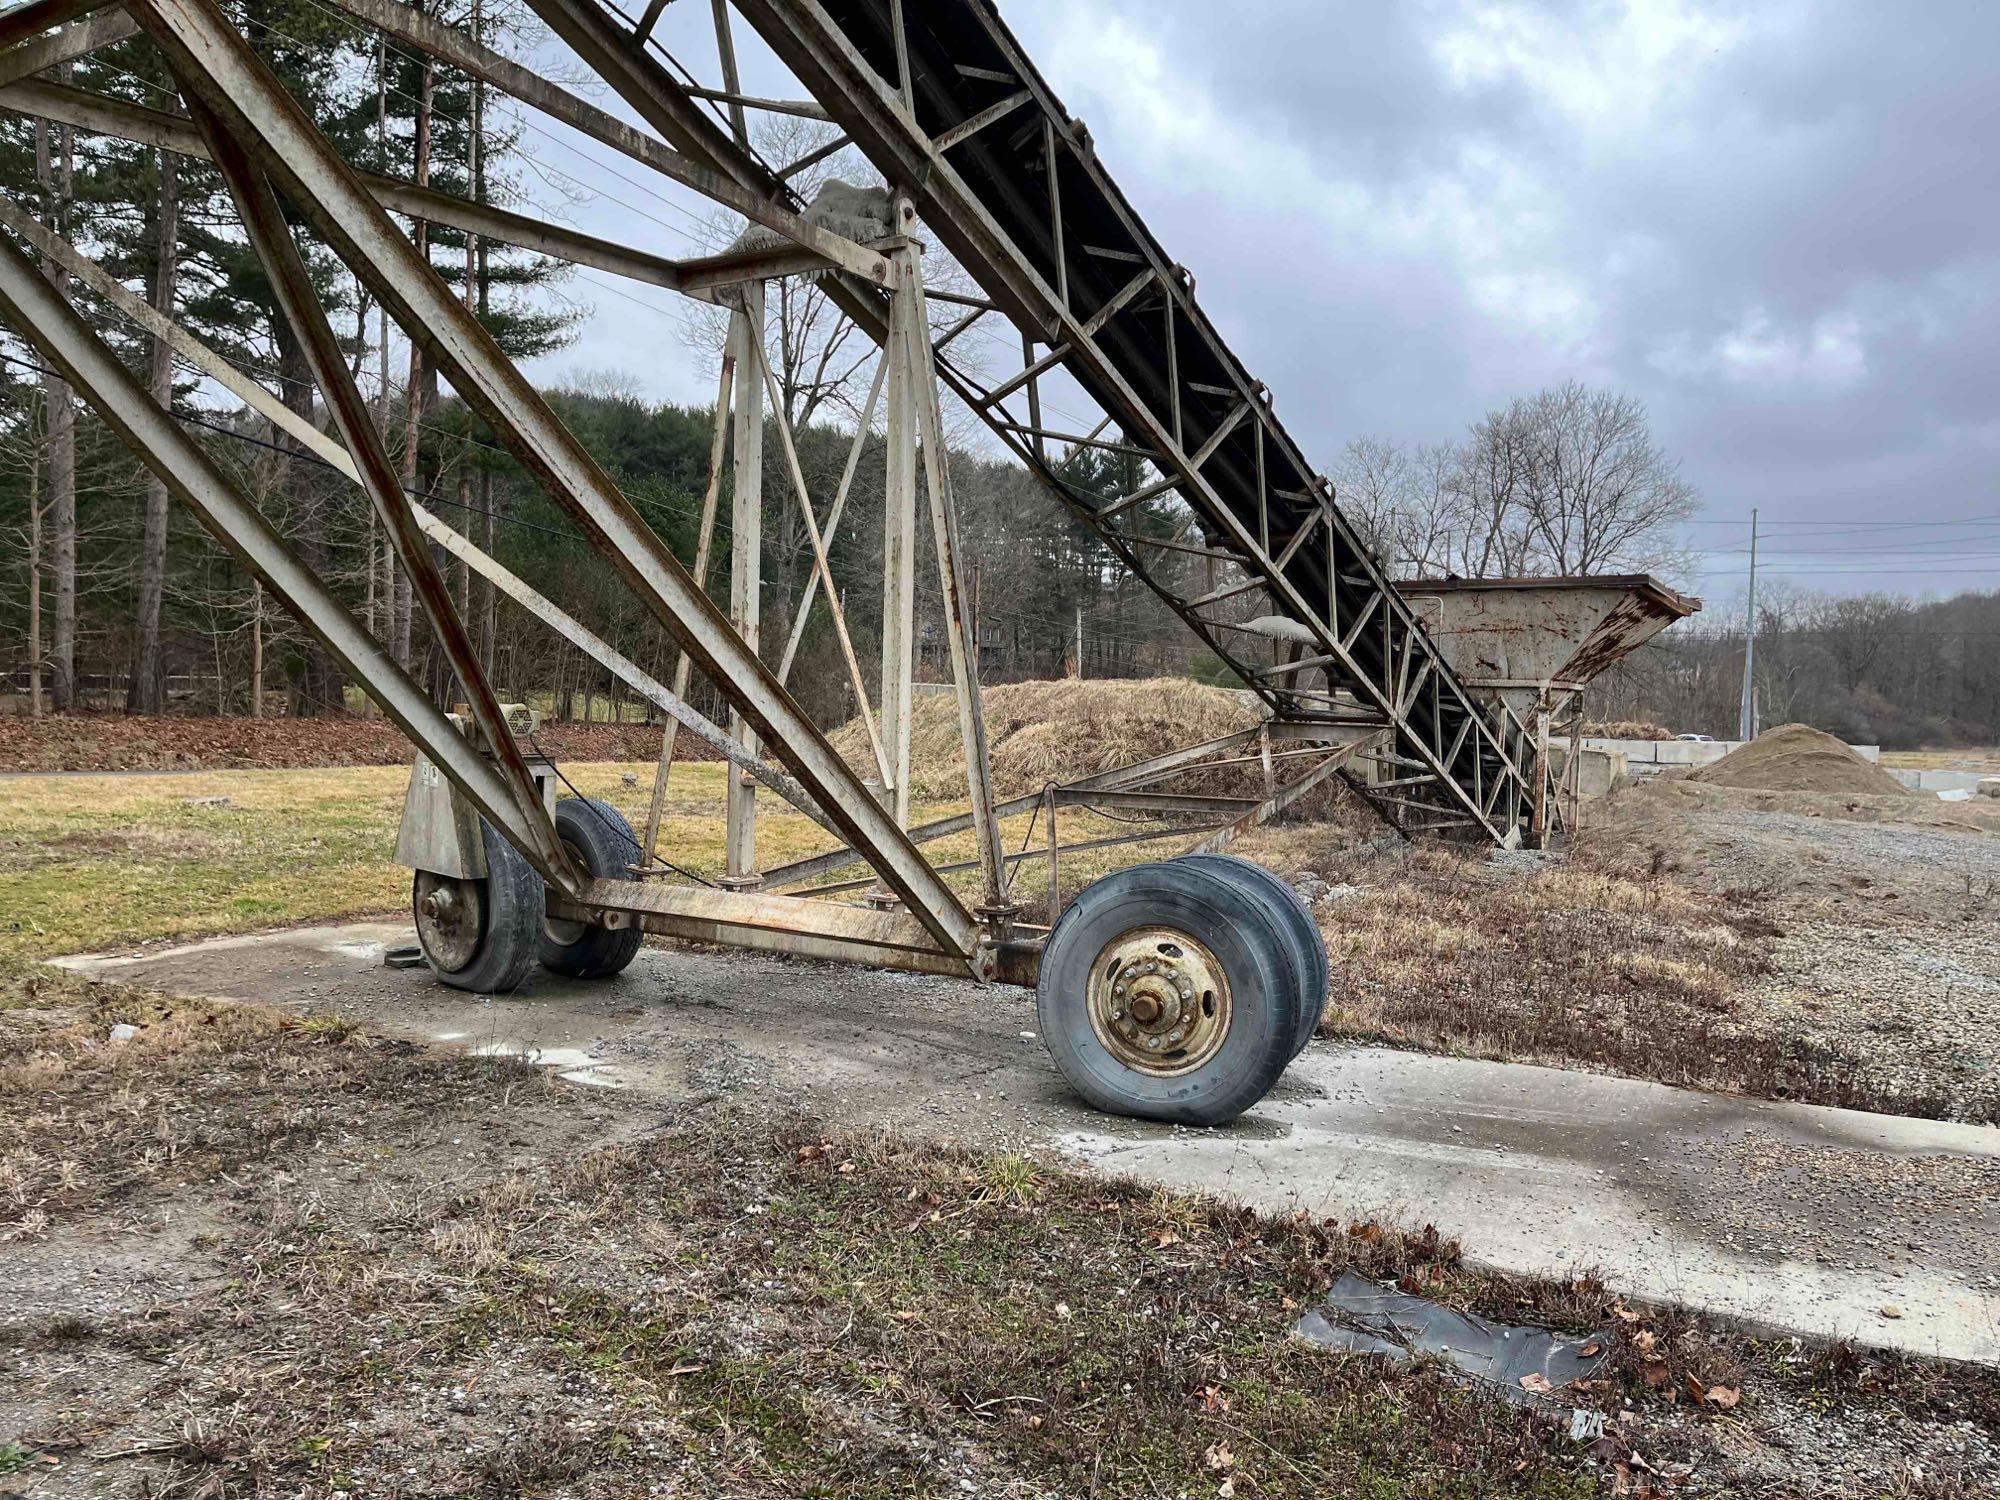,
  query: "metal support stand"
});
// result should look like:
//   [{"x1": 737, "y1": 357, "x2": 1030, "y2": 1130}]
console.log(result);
[
  {"x1": 879, "y1": 205, "x2": 918, "y2": 832},
  {"x1": 1530, "y1": 691, "x2": 1552, "y2": 850},
  {"x1": 643, "y1": 352, "x2": 733, "y2": 866},
  {"x1": 893, "y1": 224, "x2": 1009, "y2": 919},
  {"x1": 722, "y1": 282, "x2": 763, "y2": 890}
]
